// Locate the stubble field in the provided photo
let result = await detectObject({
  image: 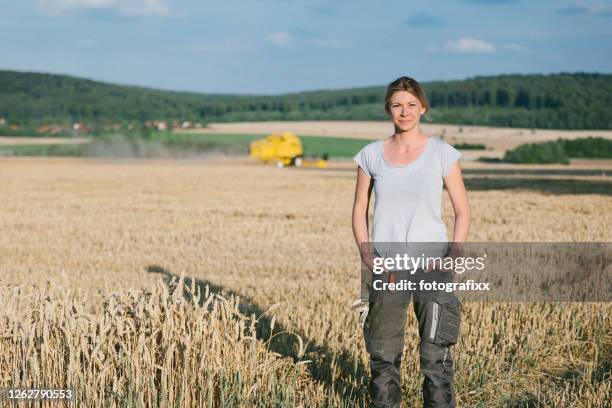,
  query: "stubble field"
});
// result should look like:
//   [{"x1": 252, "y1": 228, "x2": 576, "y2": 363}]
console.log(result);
[{"x1": 0, "y1": 156, "x2": 610, "y2": 407}]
